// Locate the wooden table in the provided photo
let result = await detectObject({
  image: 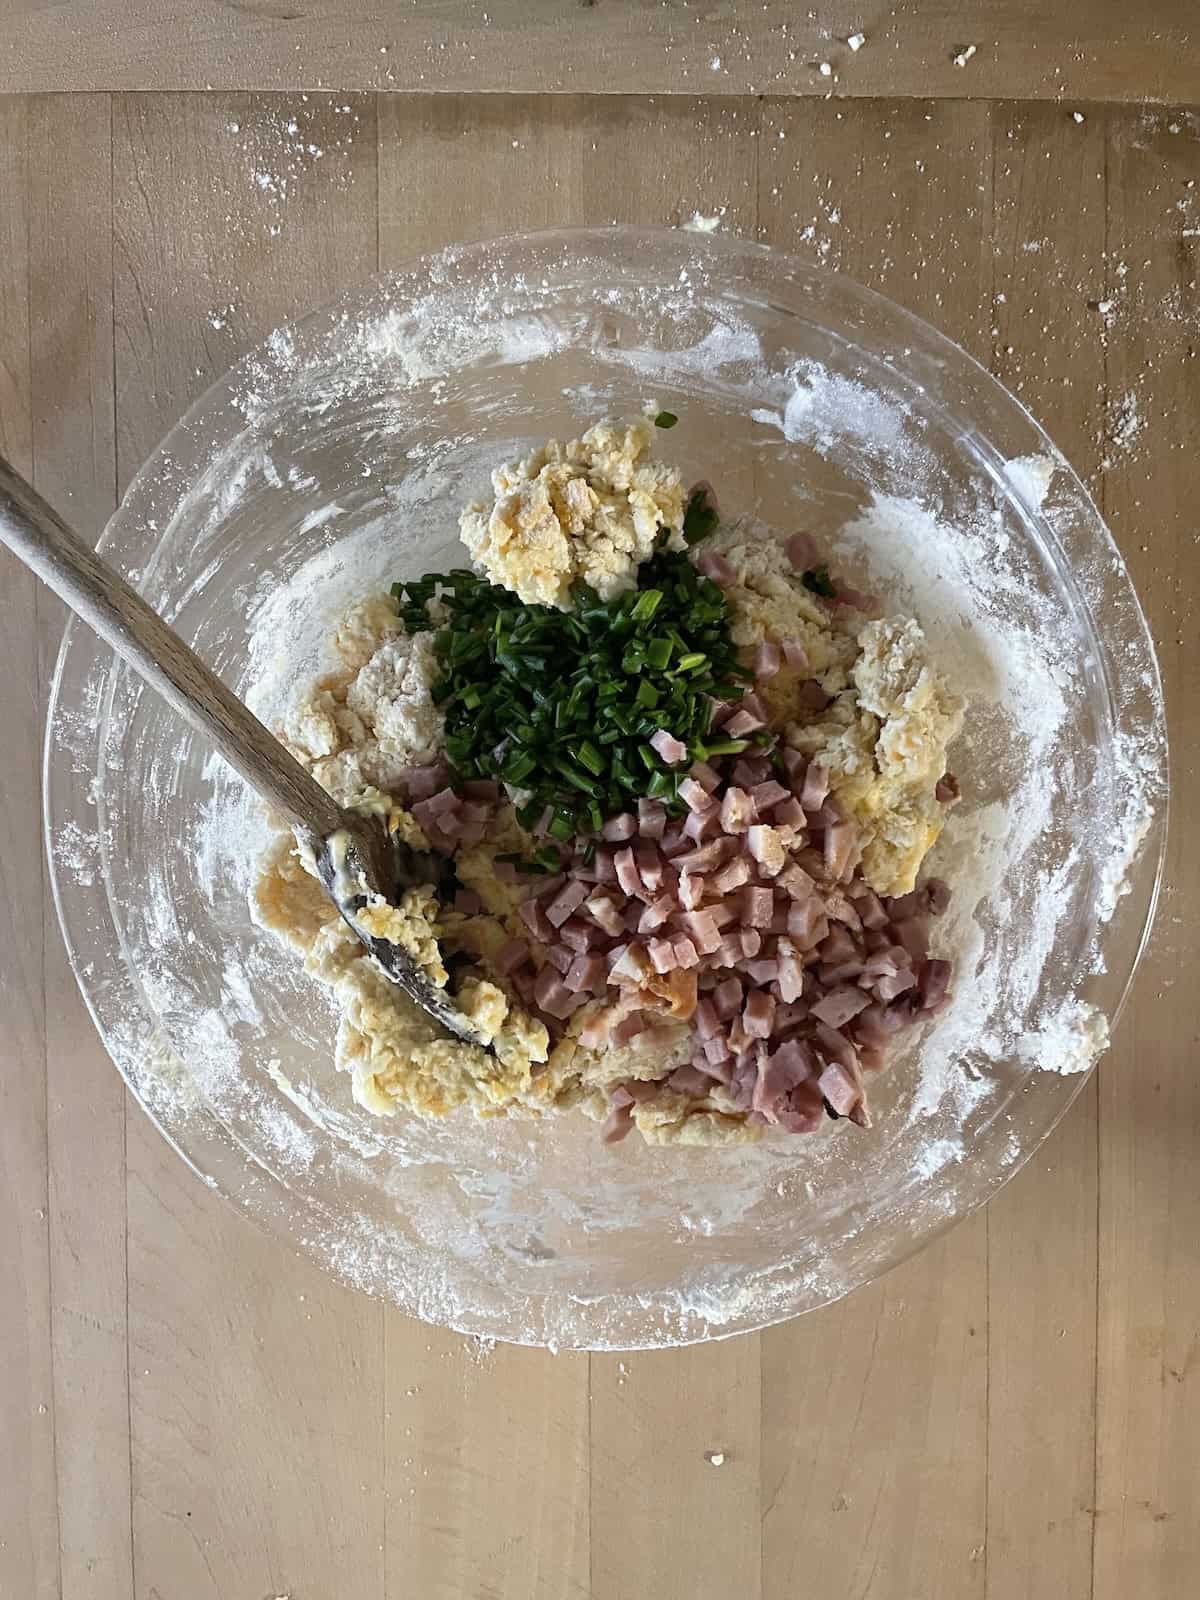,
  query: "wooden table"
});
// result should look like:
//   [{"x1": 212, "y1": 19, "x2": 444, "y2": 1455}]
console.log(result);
[{"x1": 2, "y1": 6, "x2": 1198, "y2": 1596}]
